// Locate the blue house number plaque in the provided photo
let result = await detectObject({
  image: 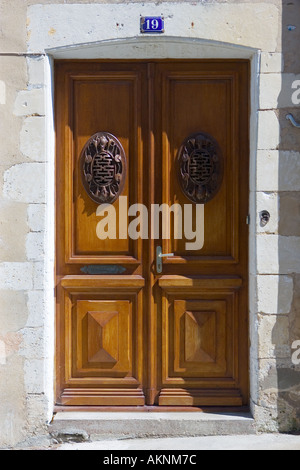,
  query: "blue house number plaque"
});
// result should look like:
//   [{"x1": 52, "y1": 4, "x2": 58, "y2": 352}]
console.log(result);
[{"x1": 140, "y1": 16, "x2": 165, "y2": 33}]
